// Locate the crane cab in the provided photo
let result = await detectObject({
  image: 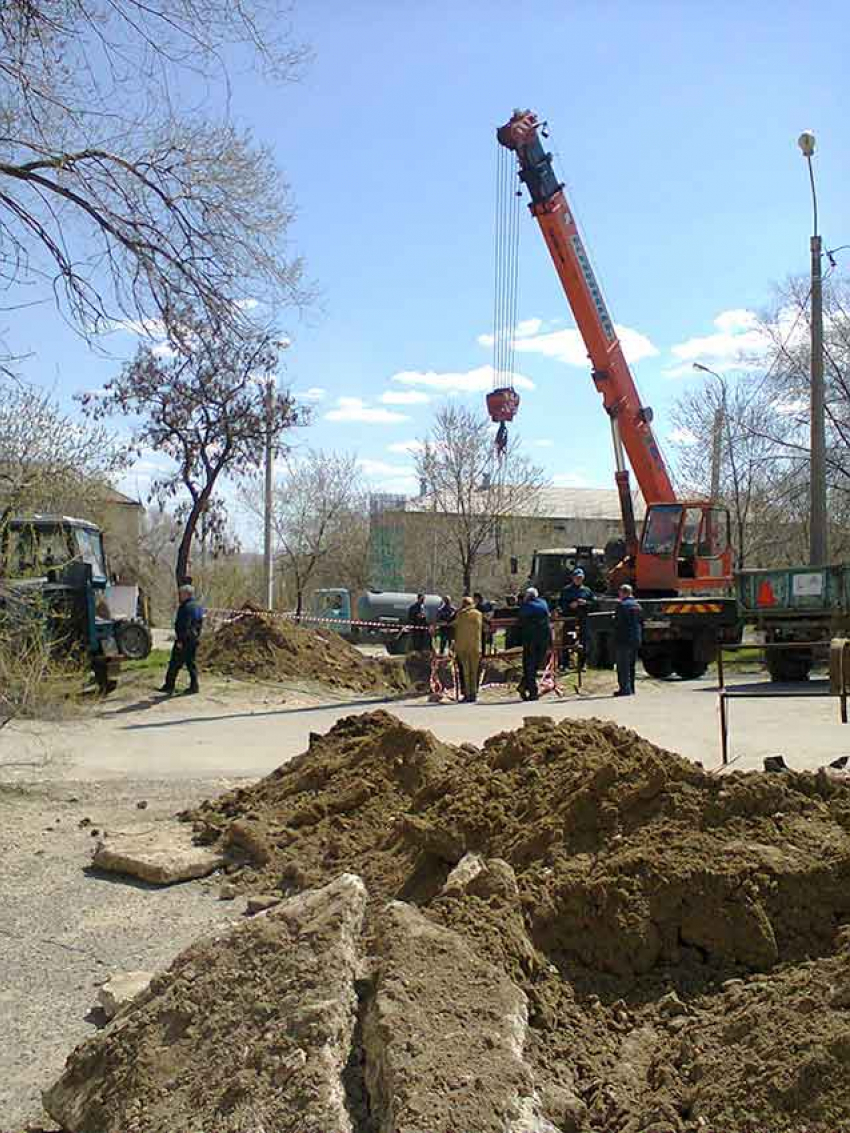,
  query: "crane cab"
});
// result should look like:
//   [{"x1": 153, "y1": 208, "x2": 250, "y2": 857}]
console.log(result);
[{"x1": 636, "y1": 502, "x2": 732, "y2": 595}]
